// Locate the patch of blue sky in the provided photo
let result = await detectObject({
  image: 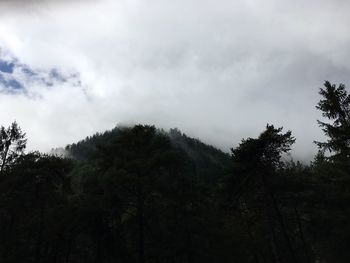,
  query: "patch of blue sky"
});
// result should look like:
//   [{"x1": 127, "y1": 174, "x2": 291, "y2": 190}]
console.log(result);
[
  {"x1": 0, "y1": 73, "x2": 24, "y2": 93},
  {"x1": 0, "y1": 60, "x2": 15, "y2": 74},
  {"x1": 7, "y1": 79, "x2": 23, "y2": 90},
  {"x1": 0, "y1": 48, "x2": 83, "y2": 96}
]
